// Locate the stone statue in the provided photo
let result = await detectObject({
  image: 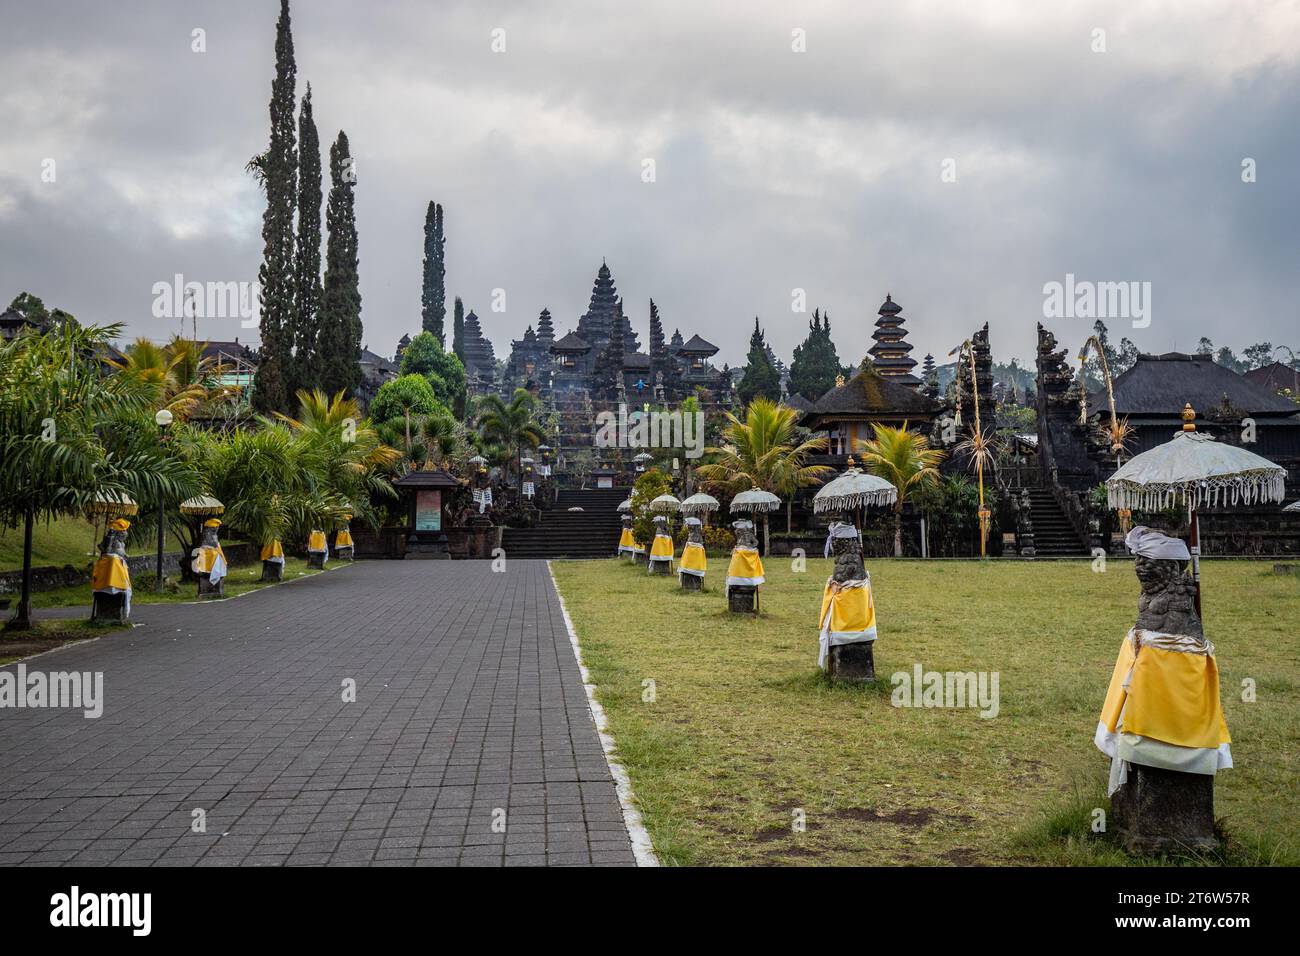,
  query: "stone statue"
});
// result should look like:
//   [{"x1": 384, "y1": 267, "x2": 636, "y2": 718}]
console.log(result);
[
  {"x1": 192, "y1": 519, "x2": 228, "y2": 598},
  {"x1": 725, "y1": 519, "x2": 764, "y2": 613},
  {"x1": 91, "y1": 520, "x2": 132, "y2": 623},
  {"x1": 1095, "y1": 528, "x2": 1230, "y2": 853},
  {"x1": 1134, "y1": 554, "x2": 1202, "y2": 639},
  {"x1": 679, "y1": 516, "x2": 706, "y2": 590},
  {"x1": 1017, "y1": 488, "x2": 1035, "y2": 558},
  {"x1": 820, "y1": 522, "x2": 876, "y2": 682}
]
